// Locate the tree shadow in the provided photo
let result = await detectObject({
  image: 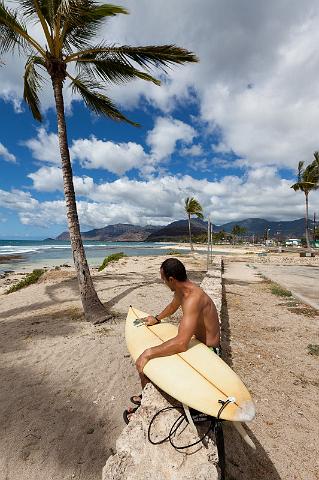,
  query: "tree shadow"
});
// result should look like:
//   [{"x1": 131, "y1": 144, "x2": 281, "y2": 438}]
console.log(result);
[
  {"x1": 220, "y1": 279, "x2": 281, "y2": 480},
  {"x1": 0, "y1": 307, "x2": 119, "y2": 479}
]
